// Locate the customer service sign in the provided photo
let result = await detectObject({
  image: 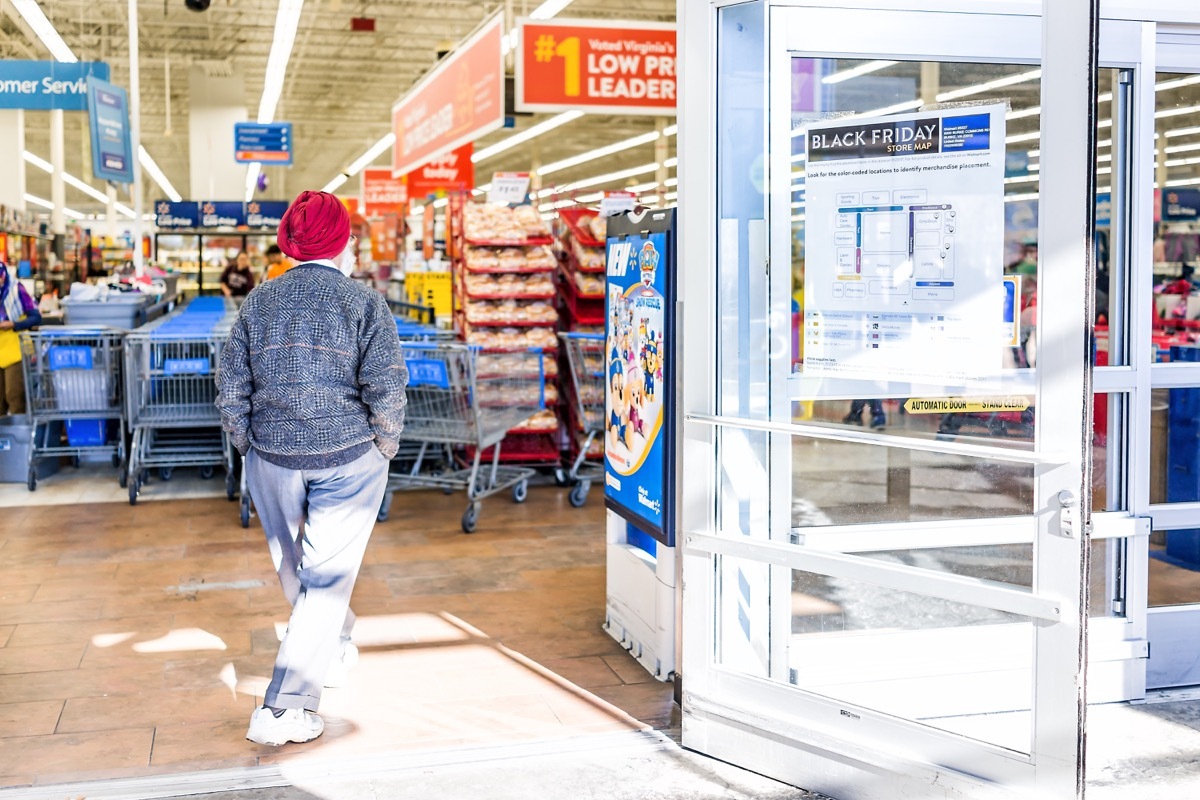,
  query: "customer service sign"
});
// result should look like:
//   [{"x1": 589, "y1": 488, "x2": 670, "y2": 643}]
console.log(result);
[
  {"x1": 801, "y1": 104, "x2": 1007, "y2": 385},
  {"x1": 516, "y1": 19, "x2": 676, "y2": 115}
]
